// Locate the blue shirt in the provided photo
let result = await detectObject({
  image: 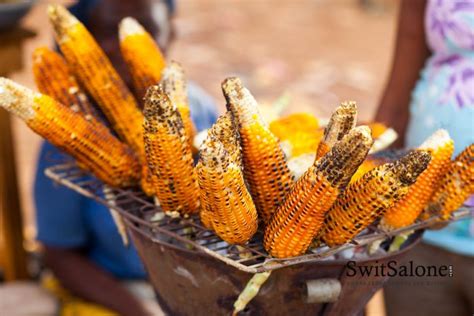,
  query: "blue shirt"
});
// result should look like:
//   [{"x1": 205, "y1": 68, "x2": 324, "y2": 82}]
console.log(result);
[{"x1": 35, "y1": 83, "x2": 217, "y2": 279}]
